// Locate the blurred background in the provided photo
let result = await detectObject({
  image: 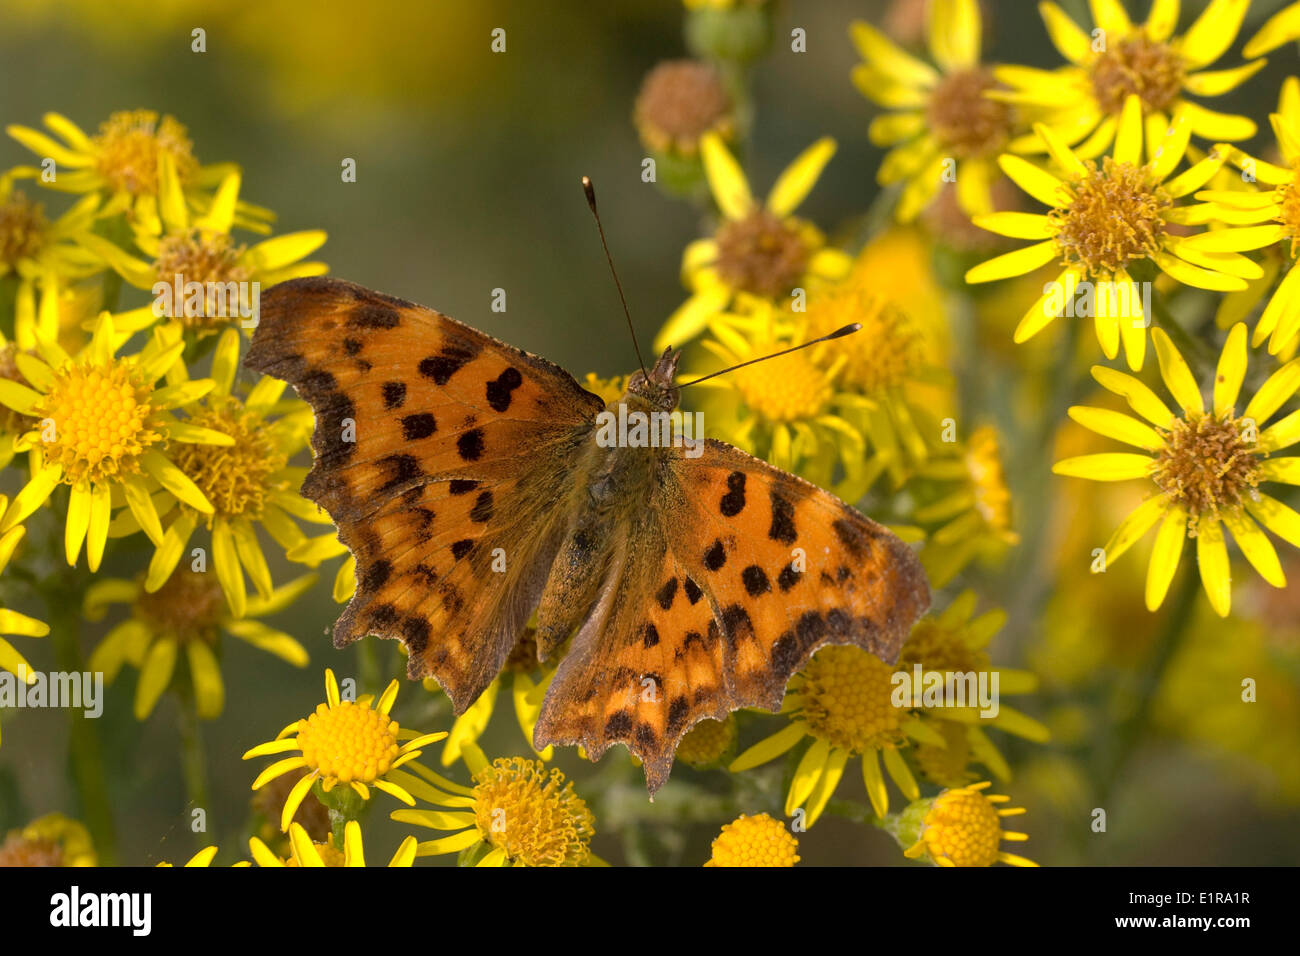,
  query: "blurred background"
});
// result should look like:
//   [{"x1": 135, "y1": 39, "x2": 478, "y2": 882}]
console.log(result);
[{"x1": 1, "y1": 0, "x2": 1298, "y2": 866}]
